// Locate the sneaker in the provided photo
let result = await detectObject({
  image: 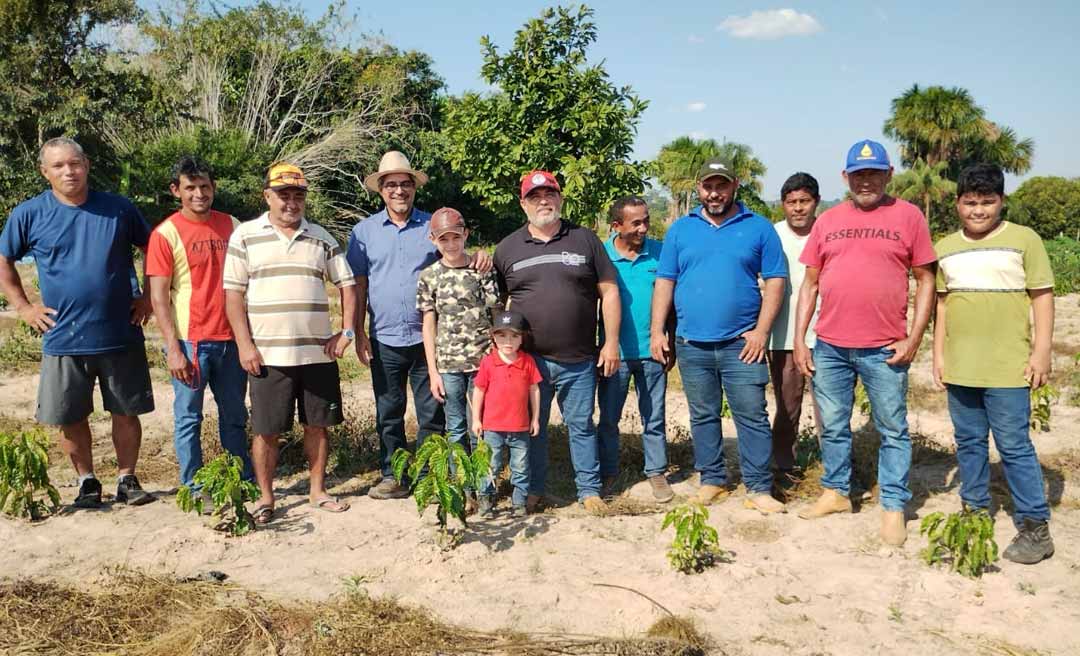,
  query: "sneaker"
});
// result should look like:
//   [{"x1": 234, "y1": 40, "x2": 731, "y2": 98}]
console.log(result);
[
  {"x1": 648, "y1": 474, "x2": 675, "y2": 503},
  {"x1": 477, "y1": 494, "x2": 495, "y2": 519},
  {"x1": 368, "y1": 477, "x2": 410, "y2": 500},
  {"x1": 1003, "y1": 518, "x2": 1055, "y2": 564},
  {"x1": 116, "y1": 475, "x2": 155, "y2": 506},
  {"x1": 511, "y1": 505, "x2": 527, "y2": 518},
  {"x1": 73, "y1": 477, "x2": 102, "y2": 509},
  {"x1": 582, "y1": 495, "x2": 607, "y2": 515}
]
